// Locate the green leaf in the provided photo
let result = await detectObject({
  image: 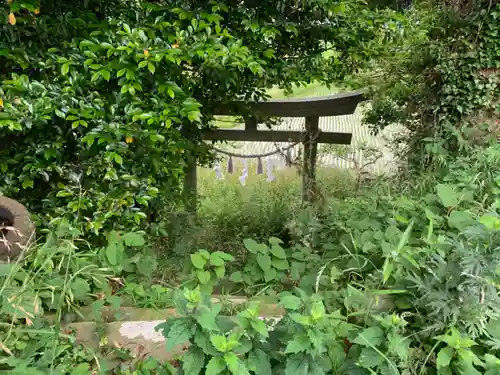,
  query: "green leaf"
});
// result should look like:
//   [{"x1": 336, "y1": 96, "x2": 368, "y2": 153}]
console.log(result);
[
  {"x1": 214, "y1": 266, "x2": 225, "y2": 278},
  {"x1": 210, "y1": 253, "x2": 224, "y2": 266},
  {"x1": 105, "y1": 243, "x2": 118, "y2": 265},
  {"x1": 437, "y1": 347, "x2": 454, "y2": 369},
  {"x1": 279, "y1": 295, "x2": 302, "y2": 310},
  {"x1": 206, "y1": 357, "x2": 226, "y2": 375},
  {"x1": 194, "y1": 331, "x2": 219, "y2": 356},
  {"x1": 122, "y1": 232, "x2": 145, "y2": 247},
  {"x1": 113, "y1": 153, "x2": 123, "y2": 165},
  {"x1": 198, "y1": 250, "x2": 211, "y2": 259},
  {"x1": 250, "y1": 319, "x2": 269, "y2": 338},
  {"x1": 448, "y1": 210, "x2": 475, "y2": 230},
  {"x1": 61, "y1": 63, "x2": 70, "y2": 75},
  {"x1": 285, "y1": 354, "x2": 310, "y2": 375},
  {"x1": 148, "y1": 62, "x2": 156, "y2": 74},
  {"x1": 55, "y1": 109, "x2": 66, "y2": 119},
  {"x1": 310, "y1": 300, "x2": 325, "y2": 320},
  {"x1": 225, "y1": 352, "x2": 250, "y2": 375},
  {"x1": 382, "y1": 258, "x2": 393, "y2": 283},
  {"x1": 166, "y1": 319, "x2": 193, "y2": 351},
  {"x1": 191, "y1": 253, "x2": 207, "y2": 269},
  {"x1": 358, "y1": 347, "x2": 383, "y2": 368},
  {"x1": 353, "y1": 326, "x2": 384, "y2": 347},
  {"x1": 230, "y1": 271, "x2": 243, "y2": 283},
  {"x1": 270, "y1": 244, "x2": 287, "y2": 259},
  {"x1": 71, "y1": 277, "x2": 90, "y2": 300},
  {"x1": 257, "y1": 254, "x2": 272, "y2": 272},
  {"x1": 264, "y1": 268, "x2": 277, "y2": 282},
  {"x1": 0, "y1": 264, "x2": 12, "y2": 277},
  {"x1": 21, "y1": 179, "x2": 34, "y2": 189},
  {"x1": 437, "y1": 184, "x2": 458, "y2": 208},
  {"x1": 70, "y1": 363, "x2": 91, "y2": 375},
  {"x1": 102, "y1": 69, "x2": 111, "y2": 81},
  {"x1": 272, "y1": 258, "x2": 289, "y2": 270},
  {"x1": 196, "y1": 309, "x2": 219, "y2": 331},
  {"x1": 480, "y1": 214, "x2": 500, "y2": 230},
  {"x1": 285, "y1": 334, "x2": 310, "y2": 354},
  {"x1": 210, "y1": 335, "x2": 227, "y2": 352},
  {"x1": 183, "y1": 347, "x2": 205, "y2": 375},
  {"x1": 243, "y1": 238, "x2": 263, "y2": 254},
  {"x1": 215, "y1": 251, "x2": 234, "y2": 261},
  {"x1": 197, "y1": 270, "x2": 211, "y2": 285},
  {"x1": 248, "y1": 349, "x2": 272, "y2": 375}
]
